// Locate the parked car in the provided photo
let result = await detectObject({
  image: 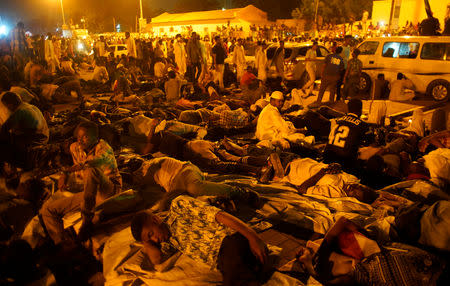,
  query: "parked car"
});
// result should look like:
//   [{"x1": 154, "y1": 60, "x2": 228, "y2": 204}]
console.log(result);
[
  {"x1": 108, "y1": 44, "x2": 128, "y2": 58},
  {"x1": 357, "y1": 36, "x2": 450, "y2": 101},
  {"x1": 266, "y1": 42, "x2": 330, "y2": 85}
]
